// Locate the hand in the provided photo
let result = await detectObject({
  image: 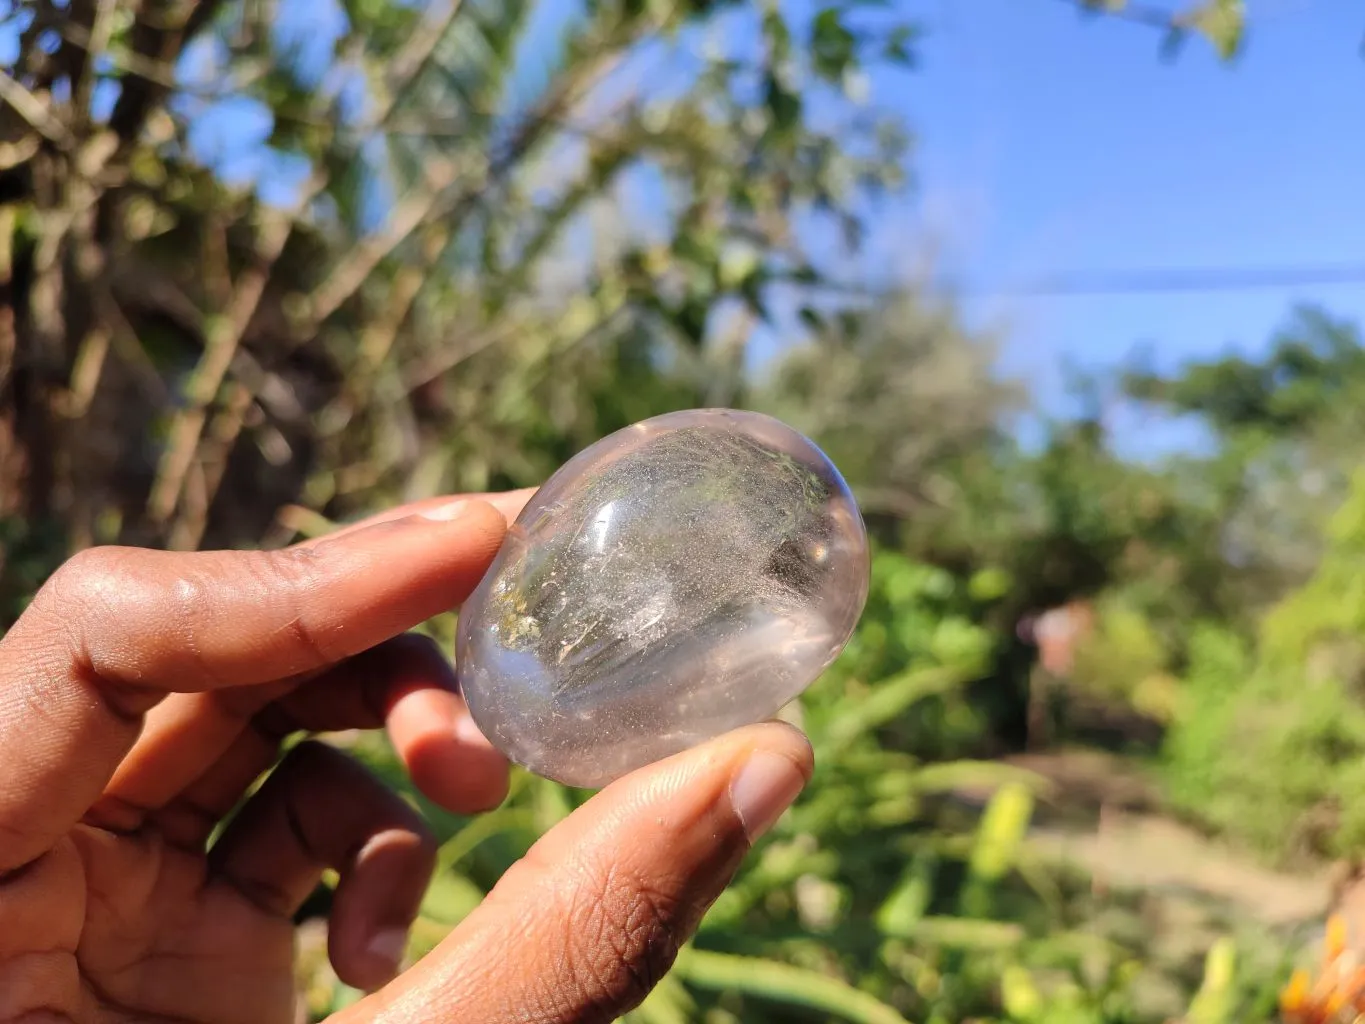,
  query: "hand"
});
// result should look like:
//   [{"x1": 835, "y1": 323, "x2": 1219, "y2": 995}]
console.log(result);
[{"x1": 0, "y1": 493, "x2": 813, "y2": 1024}]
